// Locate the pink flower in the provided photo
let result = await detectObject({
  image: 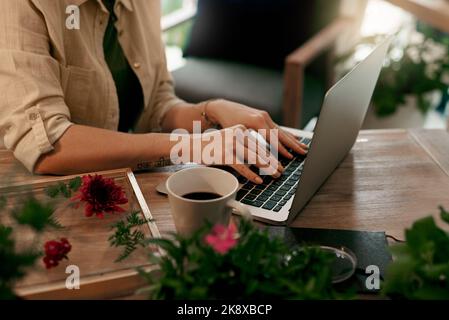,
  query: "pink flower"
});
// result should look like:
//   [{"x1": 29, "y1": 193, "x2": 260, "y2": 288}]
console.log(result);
[
  {"x1": 72, "y1": 175, "x2": 128, "y2": 218},
  {"x1": 204, "y1": 223, "x2": 238, "y2": 254}
]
